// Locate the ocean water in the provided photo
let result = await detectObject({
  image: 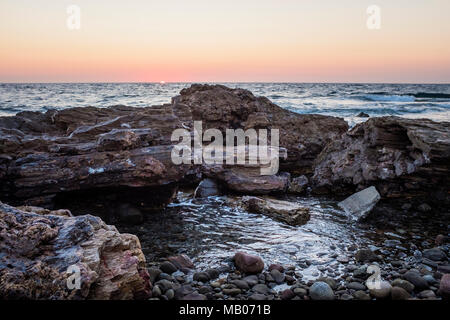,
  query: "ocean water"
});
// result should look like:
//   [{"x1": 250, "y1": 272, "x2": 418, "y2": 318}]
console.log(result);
[{"x1": 0, "y1": 83, "x2": 449, "y2": 126}]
